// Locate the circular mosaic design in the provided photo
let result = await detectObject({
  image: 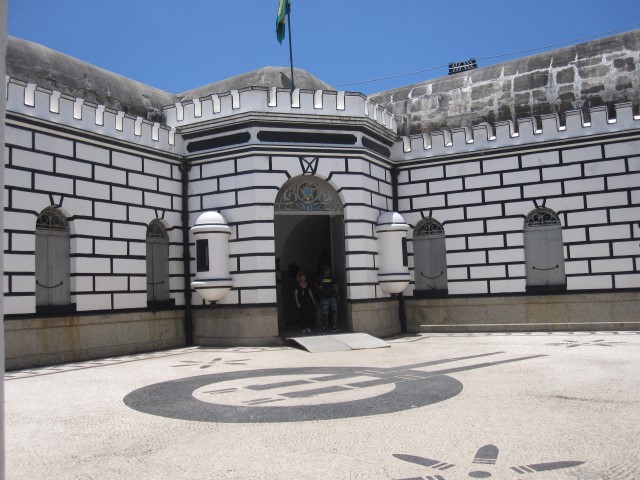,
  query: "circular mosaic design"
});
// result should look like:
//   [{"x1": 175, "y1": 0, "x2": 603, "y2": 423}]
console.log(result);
[
  {"x1": 298, "y1": 181, "x2": 318, "y2": 204},
  {"x1": 123, "y1": 366, "x2": 463, "y2": 423}
]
